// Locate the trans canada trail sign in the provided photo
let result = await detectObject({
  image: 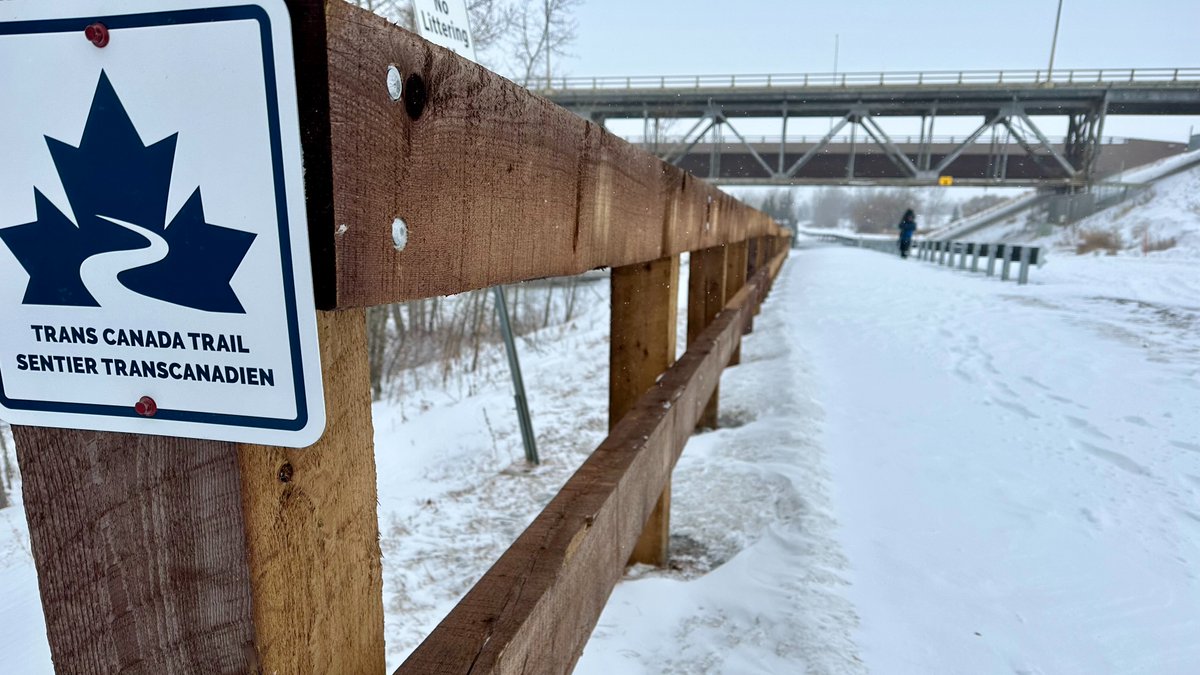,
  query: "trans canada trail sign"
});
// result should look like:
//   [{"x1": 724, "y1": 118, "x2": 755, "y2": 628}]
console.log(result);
[{"x1": 0, "y1": 0, "x2": 326, "y2": 447}]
